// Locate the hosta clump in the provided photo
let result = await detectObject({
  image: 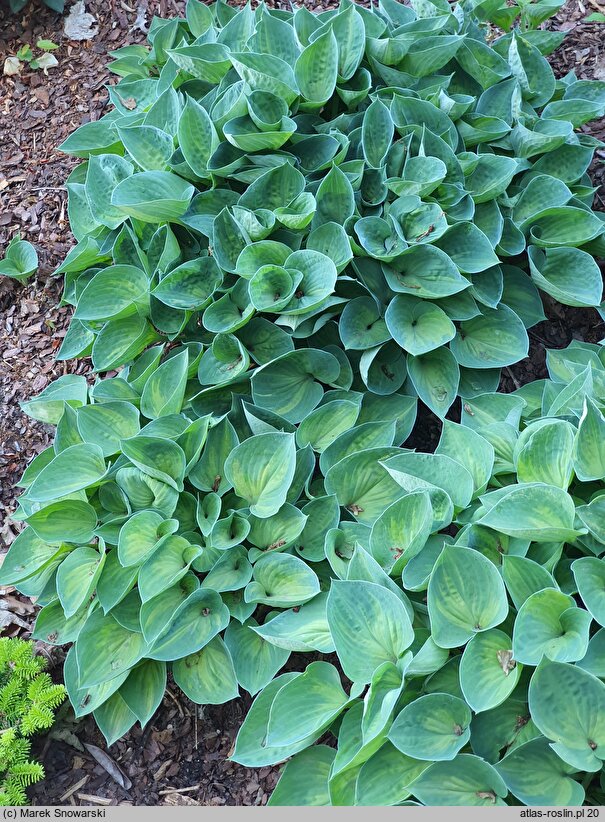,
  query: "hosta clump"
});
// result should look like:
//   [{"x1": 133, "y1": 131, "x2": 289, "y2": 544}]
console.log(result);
[
  {"x1": 3, "y1": 0, "x2": 605, "y2": 807},
  {"x1": 53, "y1": 0, "x2": 605, "y2": 416},
  {"x1": 1, "y1": 347, "x2": 417, "y2": 744},
  {"x1": 235, "y1": 341, "x2": 605, "y2": 806}
]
